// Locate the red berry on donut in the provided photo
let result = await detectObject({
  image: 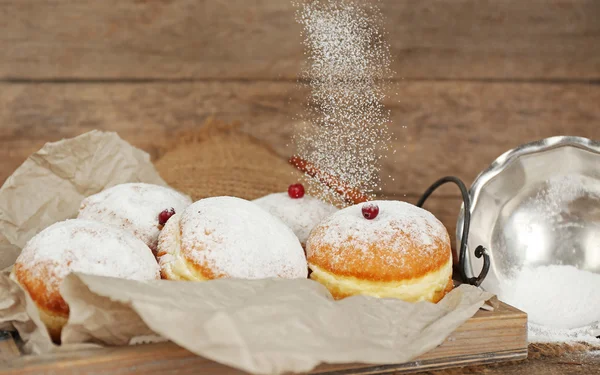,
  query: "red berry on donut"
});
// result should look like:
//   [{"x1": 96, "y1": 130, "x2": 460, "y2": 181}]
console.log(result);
[
  {"x1": 158, "y1": 208, "x2": 176, "y2": 225},
  {"x1": 361, "y1": 203, "x2": 379, "y2": 220},
  {"x1": 288, "y1": 183, "x2": 305, "y2": 199}
]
